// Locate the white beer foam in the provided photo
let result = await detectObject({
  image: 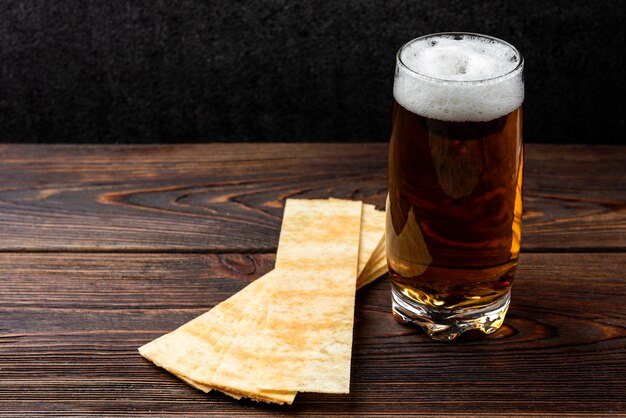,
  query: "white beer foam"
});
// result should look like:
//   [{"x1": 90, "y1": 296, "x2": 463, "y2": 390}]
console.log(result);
[{"x1": 394, "y1": 34, "x2": 524, "y2": 122}]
